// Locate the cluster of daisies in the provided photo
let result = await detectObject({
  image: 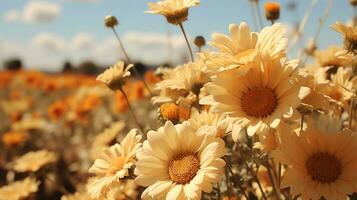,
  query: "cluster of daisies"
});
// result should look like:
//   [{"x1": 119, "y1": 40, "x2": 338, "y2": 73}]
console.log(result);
[
  {"x1": 1, "y1": 0, "x2": 357, "y2": 200},
  {"x1": 86, "y1": 0, "x2": 357, "y2": 199}
]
